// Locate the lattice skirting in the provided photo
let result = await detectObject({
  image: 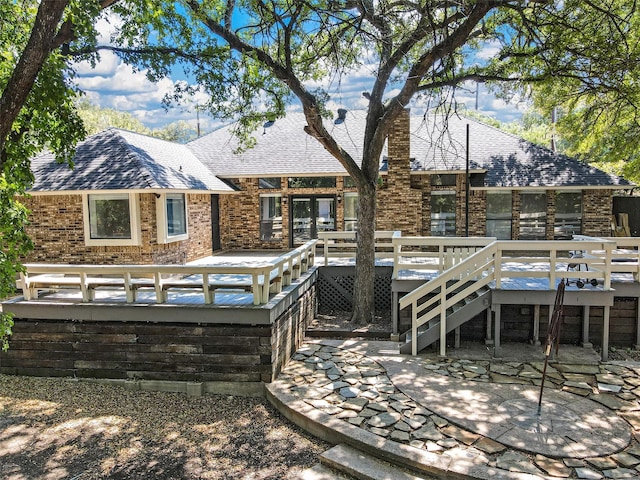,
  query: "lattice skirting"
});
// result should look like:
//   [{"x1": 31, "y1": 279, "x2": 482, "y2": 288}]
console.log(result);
[{"x1": 317, "y1": 266, "x2": 392, "y2": 312}]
